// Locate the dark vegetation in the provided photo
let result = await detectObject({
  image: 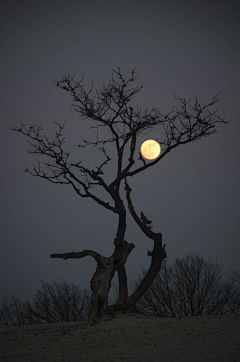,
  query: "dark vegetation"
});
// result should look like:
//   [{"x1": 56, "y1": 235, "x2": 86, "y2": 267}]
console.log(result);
[
  {"x1": 1, "y1": 255, "x2": 239, "y2": 327},
  {"x1": 11, "y1": 69, "x2": 227, "y2": 322},
  {"x1": 0, "y1": 279, "x2": 90, "y2": 327},
  {"x1": 134, "y1": 254, "x2": 240, "y2": 317}
]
